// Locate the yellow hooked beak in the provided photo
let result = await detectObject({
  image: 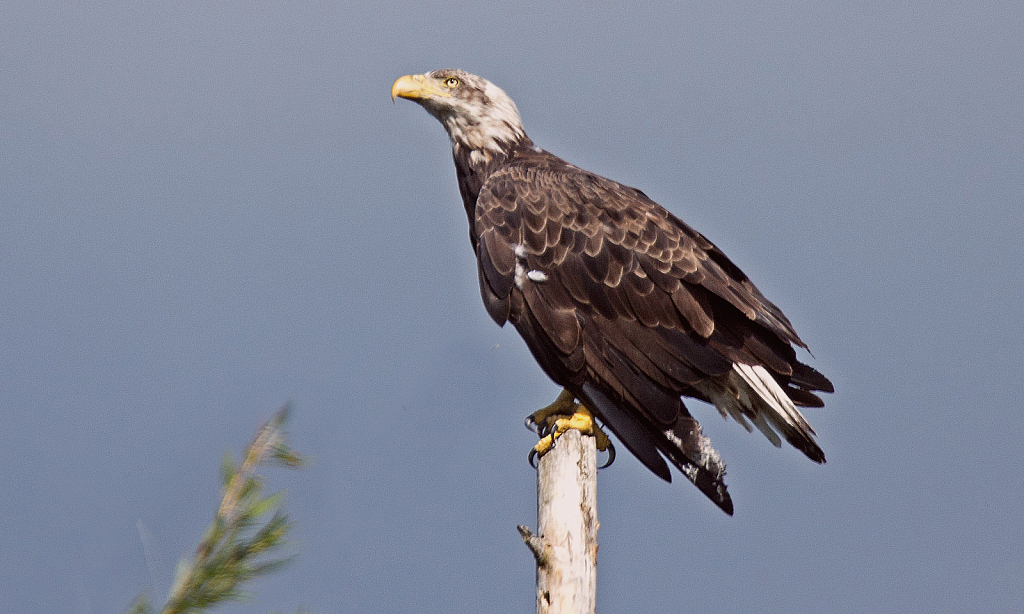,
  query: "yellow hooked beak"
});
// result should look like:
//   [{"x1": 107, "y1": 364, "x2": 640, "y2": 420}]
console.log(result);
[{"x1": 391, "y1": 74, "x2": 452, "y2": 102}]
